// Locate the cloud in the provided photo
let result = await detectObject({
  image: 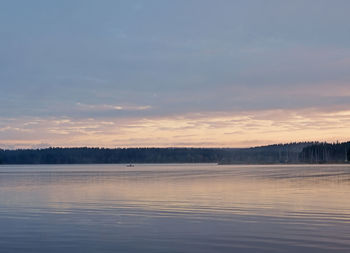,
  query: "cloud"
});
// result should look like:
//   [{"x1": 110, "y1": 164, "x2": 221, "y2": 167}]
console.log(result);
[
  {"x1": 1, "y1": 1, "x2": 350, "y2": 147},
  {"x1": 76, "y1": 103, "x2": 152, "y2": 112},
  {"x1": 1, "y1": 106, "x2": 350, "y2": 149}
]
